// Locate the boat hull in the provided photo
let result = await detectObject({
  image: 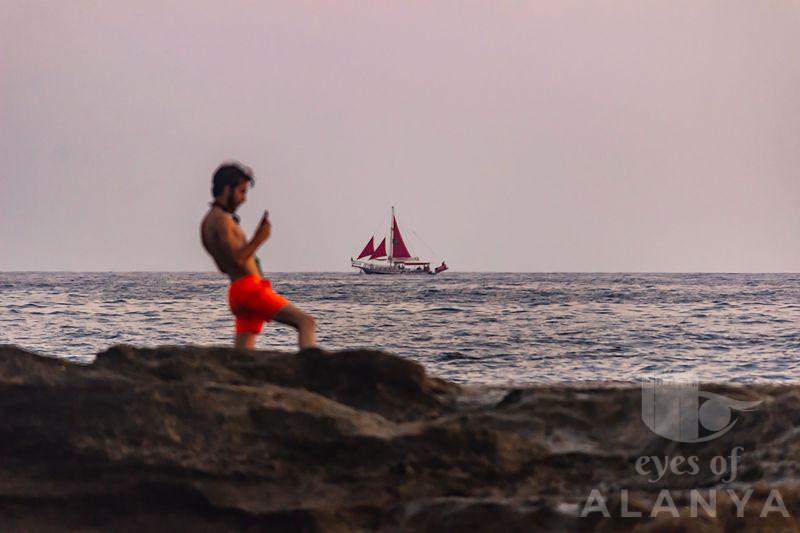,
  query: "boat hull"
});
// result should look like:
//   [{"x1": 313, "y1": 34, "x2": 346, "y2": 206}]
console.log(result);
[
  {"x1": 350, "y1": 260, "x2": 444, "y2": 275},
  {"x1": 361, "y1": 267, "x2": 433, "y2": 275}
]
